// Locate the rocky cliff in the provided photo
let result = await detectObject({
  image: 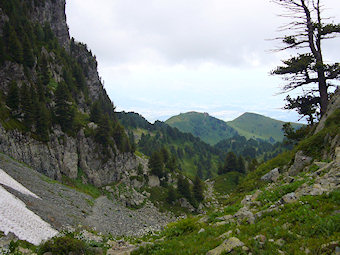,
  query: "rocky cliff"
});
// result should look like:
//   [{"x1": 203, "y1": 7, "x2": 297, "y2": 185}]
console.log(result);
[{"x1": 0, "y1": 0, "x2": 138, "y2": 186}]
